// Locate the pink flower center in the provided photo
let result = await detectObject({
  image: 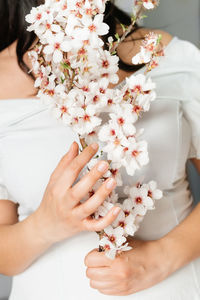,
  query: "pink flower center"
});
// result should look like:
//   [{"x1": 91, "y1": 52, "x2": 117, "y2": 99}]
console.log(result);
[
  {"x1": 148, "y1": 190, "x2": 153, "y2": 198},
  {"x1": 109, "y1": 235, "x2": 116, "y2": 243},
  {"x1": 76, "y1": 2, "x2": 82, "y2": 8},
  {"x1": 132, "y1": 85, "x2": 142, "y2": 93},
  {"x1": 99, "y1": 88, "x2": 105, "y2": 94},
  {"x1": 110, "y1": 129, "x2": 116, "y2": 136},
  {"x1": 86, "y1": 8, "x2": 93, "y2": 15},
  {"x1": 61, "y1": 106, "x2": 67, "y2": 114},
  {"x1": 88, "y1": 131, "x2": 96, "y2": 136},
  {"x1": 54, "y1": 43, "x2": 60, "y2": 49},
  {"x1": 108, "y1": 99, "x2": 113, "y2": 105},
  {"x1": 36, "y1": 13, "x2": 42, "y2": 20},
  {"x1": 132, "y1": 150, "x2": 139, "y2": 157},
  {"x1": 119, "y1": 221, "x2": 125, "y2": 228},
  {"x1": 124, "y1": 210, "x2": 130, "y2": 217},
  {"x1": 117, "y1": 117, "x2": 124, "y2": 125},
  {"x1": 88, "y1": 24, "x2": 97, "y2": 32},
  {"x1": 133, "y1": 105, "x2": 142, "y2": 114},
  {"x1": 104, "y1": 244, "x2": 111, "y2": 250},
  {"x1": 93, "y1": 95, "x2": 99, "y2": 102},
  {"x1": 135, "y1": 197, "x2": 142, "y2": 204},
  {"x1": 84, "y1": 115, "x2": 90, "y2": 122},
  {"x1": 82, "y1": 86, "x2": 89, "y2": 92},
  {"x1": 48, "y1": 90, "x2": 54, "y2": 96},
  {"x1": 102, "y1": 60, "x2": 109, "y2": 68},
  {"x1": 78, "y1": 48, "x2": 86, "y2": 56},
  {"x1": 110, "y1": 169, "x2": 118, "y2": 176}
]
